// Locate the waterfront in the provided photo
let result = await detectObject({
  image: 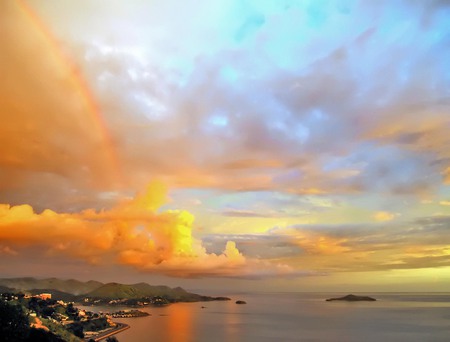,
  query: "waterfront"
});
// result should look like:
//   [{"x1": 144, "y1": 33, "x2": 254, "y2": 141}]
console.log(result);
[
  {"x1": 82, "y1": 292, "x2": 450, "y2": 341},
  {"x1": 84, "y1": 323, "x2": 129, "y2": 342}
]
